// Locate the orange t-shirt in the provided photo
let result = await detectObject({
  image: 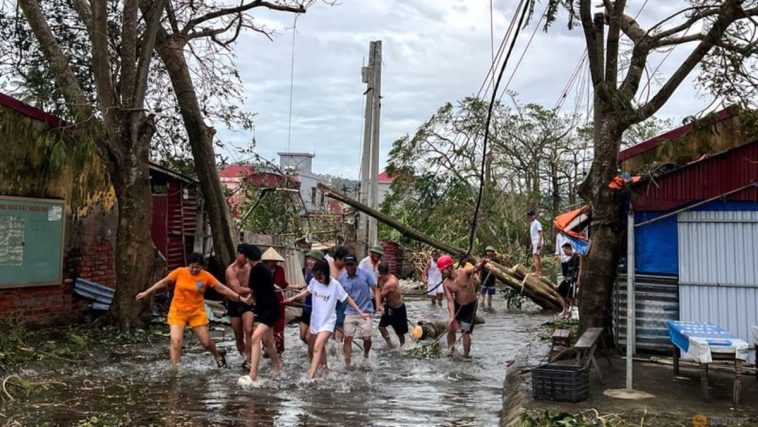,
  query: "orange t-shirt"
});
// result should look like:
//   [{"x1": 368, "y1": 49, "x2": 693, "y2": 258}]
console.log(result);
[{"x1": 168, "y1": 267, "x2": 219, "y2": 313}]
